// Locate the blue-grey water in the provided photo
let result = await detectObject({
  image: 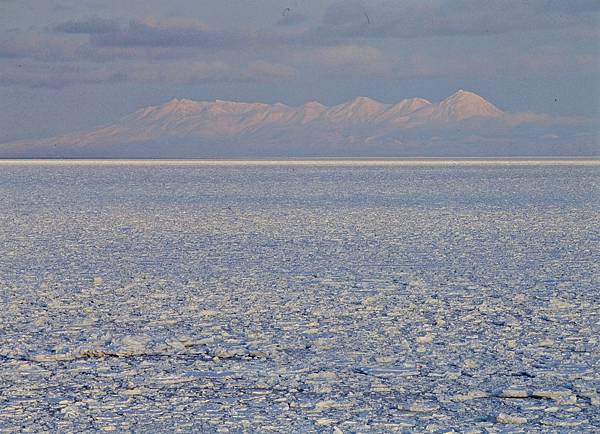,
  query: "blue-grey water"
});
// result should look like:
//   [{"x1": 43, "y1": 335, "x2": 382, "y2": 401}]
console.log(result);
[{"x1": 1, "y1": 161, "x2": 599, "y2": 432}]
